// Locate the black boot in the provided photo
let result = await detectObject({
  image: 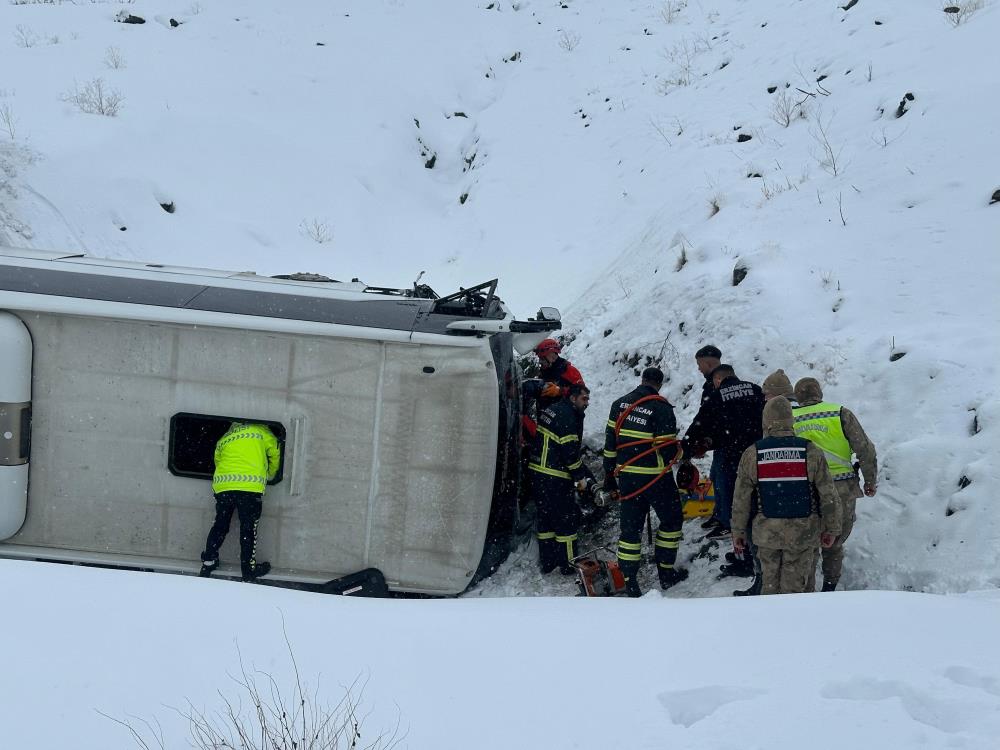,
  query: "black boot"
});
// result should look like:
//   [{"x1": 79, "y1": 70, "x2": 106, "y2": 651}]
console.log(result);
[
  {"x1": 719, "y1": 559, "x2": 754, "y2": 578},
  {"x1": 538, "y1": 538, "x2": 558, "y2": 574},
  {"x1": 724, "y1": 551, "x2": 739, "y2": 564},
  {"x1": 733, "y1": 576, "x2": 761, "y2": 596},
  {"x1": 821, "y1": 578, "x2": 838, "y2": 592},
  {"x1": 624, "y1": 576, "x2": 642, "y2": 598},
  {"x1": 242, "y1": 561, "x2": 271, "y2": 582},
  {"x1": 659, "y1": 567, "x2": 689, "y2": 590},
  {"x1": 199, "y1": 558, "x2": 218, "y2": 578}
]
